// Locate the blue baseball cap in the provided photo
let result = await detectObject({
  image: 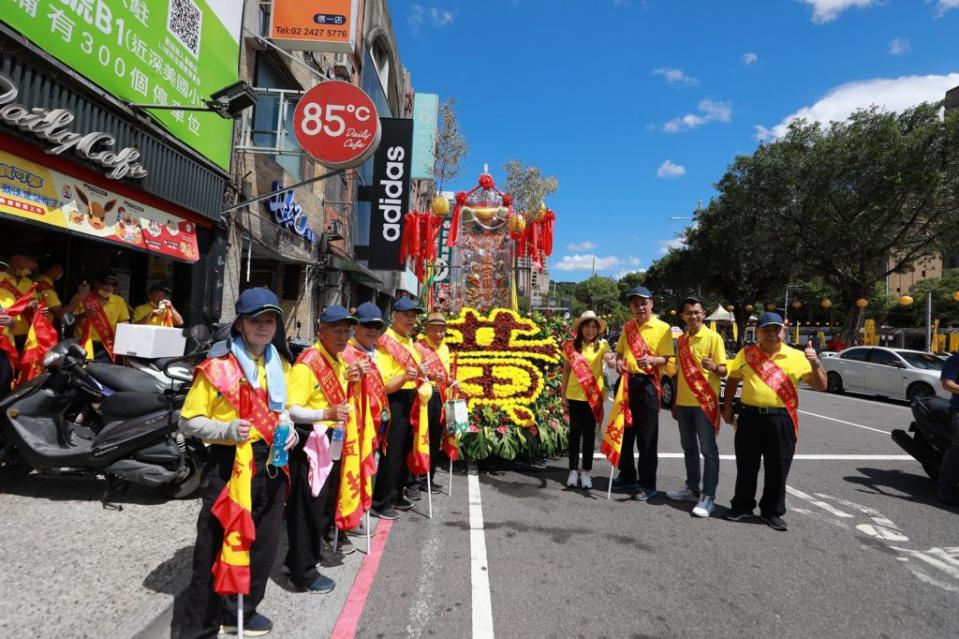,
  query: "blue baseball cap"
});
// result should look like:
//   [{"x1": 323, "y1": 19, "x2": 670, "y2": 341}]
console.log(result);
[
  {"x1": 320, "y1": 305, "x2": 357, "y2": 325},
  {"x1": 625, "y1": 286, "x2": 653, "y2": 300},
  {"x1": 392, "y1": 297, "x2": 425, "y2": 313},
  {"x1": 355, "y1": 302, "x2": 385, "y2": 326},
  {"x1": 235, "y1": 287, "x2": 283, "y2": 318},
  {"x1": 756, "y1": 312, "x2": 785, "y2": 328}
]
